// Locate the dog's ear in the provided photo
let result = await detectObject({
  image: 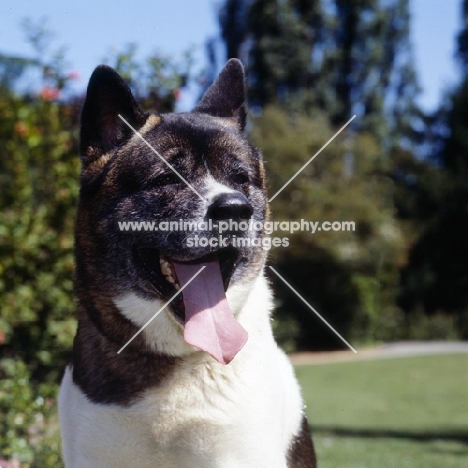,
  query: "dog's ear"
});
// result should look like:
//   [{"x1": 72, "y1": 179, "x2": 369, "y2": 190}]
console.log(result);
[
  {"x1": 80, "y1": 65, "x2": 147, "y2": 165},
  {"x1": 193, "y1": 59, "x2": 247, "y2": 131}
]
